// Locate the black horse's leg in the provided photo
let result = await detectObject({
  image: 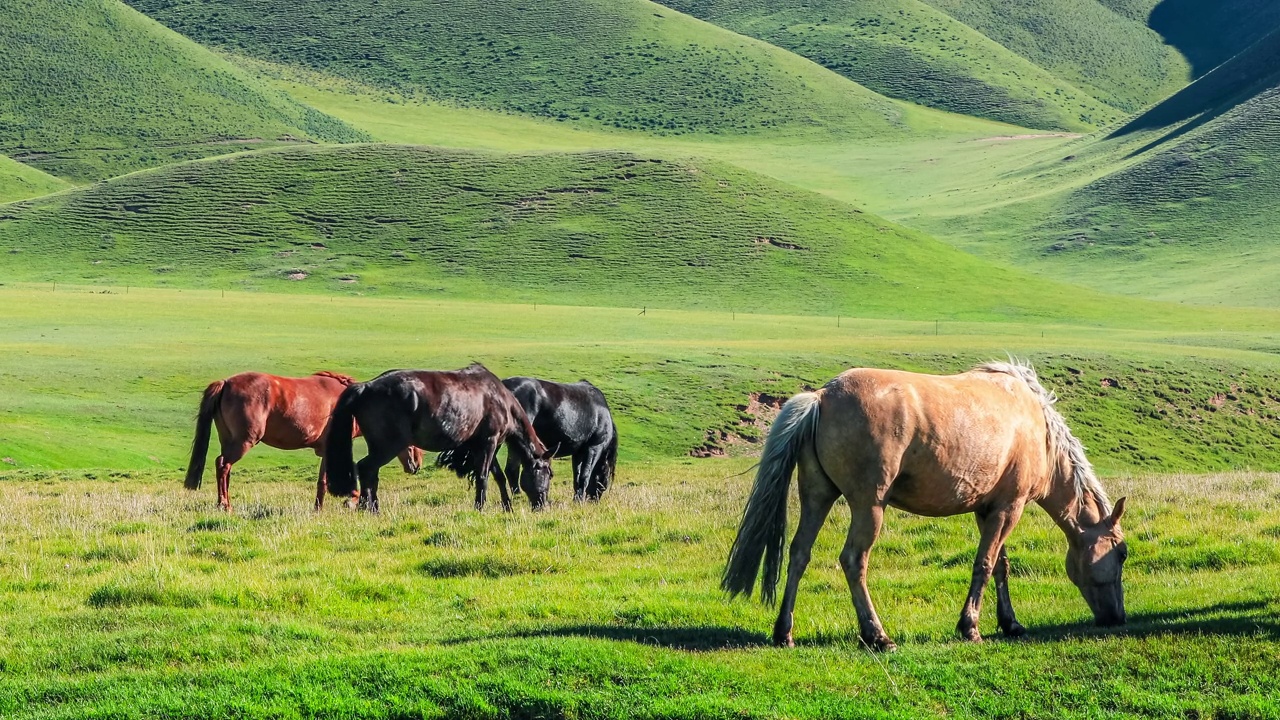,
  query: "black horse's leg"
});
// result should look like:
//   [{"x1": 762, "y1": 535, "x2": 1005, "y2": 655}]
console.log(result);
[
  {"x1": 504, "y1": 452, "x2": 523, "y2": 496},
  {"x1": 571, "y1": 450, "x2": 589, "y2": 502},
  {"x1": 578, "y1": 444, "x2": 607, "y2": 502},
  {"x1": 472, "y1": 435, "x2": 505, "y2": 511},
  {"x1": 356, "y1": 446, "x2": 397, "y2": 514}
]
